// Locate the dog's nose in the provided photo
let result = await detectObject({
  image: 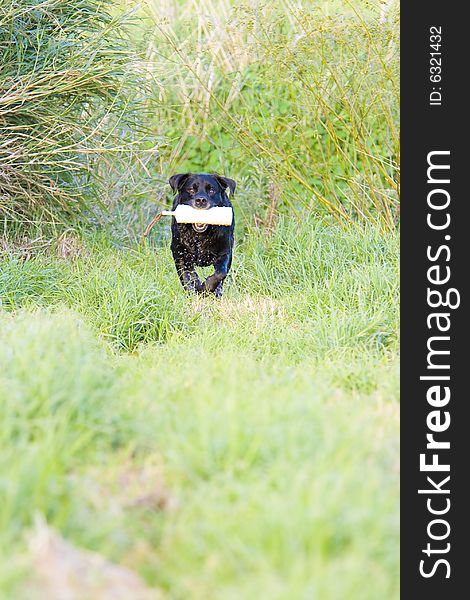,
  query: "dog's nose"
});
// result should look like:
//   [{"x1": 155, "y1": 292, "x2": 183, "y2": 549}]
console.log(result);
[{"x1": 194, "y1": 196, "x2": 209, "y2": 209}]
